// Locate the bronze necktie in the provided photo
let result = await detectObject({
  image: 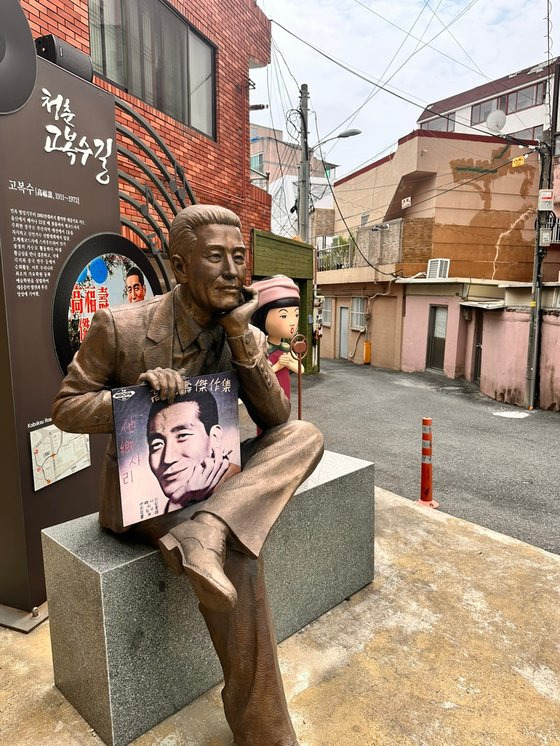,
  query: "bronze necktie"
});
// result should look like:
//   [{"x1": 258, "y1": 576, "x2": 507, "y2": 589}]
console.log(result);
[{"x1": 197, "y1": 329, "x2": 218, "y2": 371}]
